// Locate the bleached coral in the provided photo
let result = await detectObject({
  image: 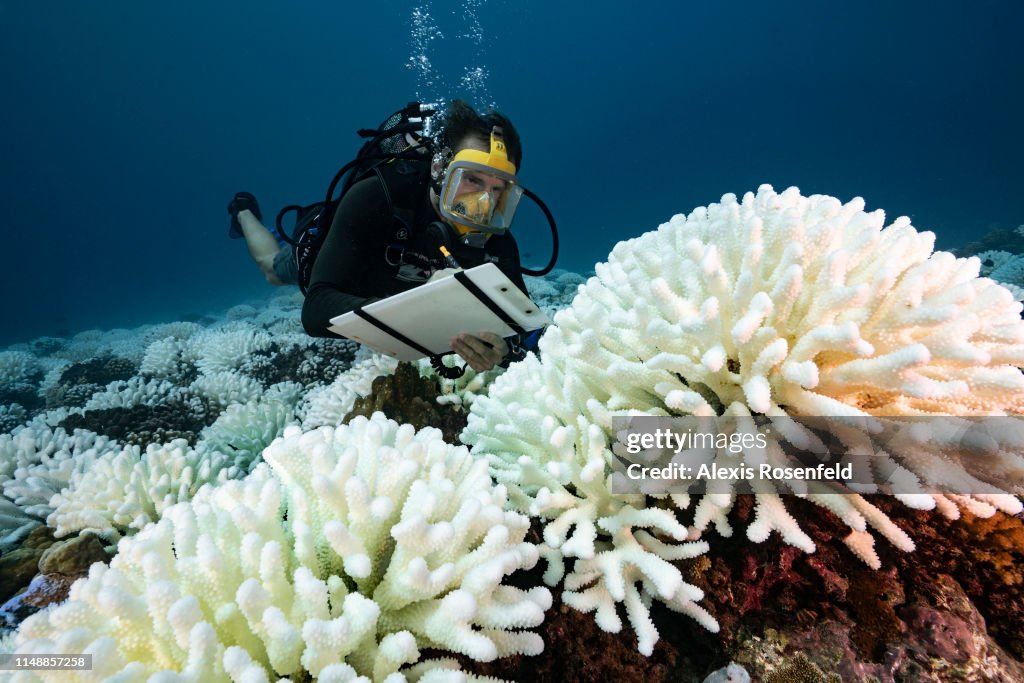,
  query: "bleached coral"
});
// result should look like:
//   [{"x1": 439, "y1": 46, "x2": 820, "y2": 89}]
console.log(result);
[
  {"x1": 0, "y1": 350, "x2": 40, "y2": 389},
  {"x1": 225, "y1": 303, "x2": 259, "y2": 321},
  {"x1": 192, "y1": 325, "x2": 273, "y2": 375},
  {"x1": 51, "y1": 327, "x2": 150, "y2": 364},
  {"x1": 0, "y1": 495, "x2": 41, "y2": 551},
  {"x1": 416, "y1": 359, "x2": 504, "y2": 409},
  {"x1": 0, "y1": 426, "x2": 118, "y2": 517},
  {"x1": 47, "y1": 438, "x2": 244, "y2": 542},
  {"x1": 525, "y1": 268, "x2": 588, "y2": 318},
  {"x1": 138, "y1": 321, "x2": 203, "y2": 345},
  {"x1": 299, "y1": 354, "x2": 399, "y2": 429},
  {"x1": 0, "y1": 402, "x2": 27, "y2": 434},
  {"x1": 262, "y1": 380, "x2": 306, "y2": 407},
  {"x1": 0, "y1": 426, "x2": 119, "y2": 547},
  {"x1": 975, "y1": 249, "x2": 1015, "y2": 277},
  {"x1": 82, "y1": 376, "x2": 183, "y2": 411},
  {"x1": 12, "y1": 413, "x2": 550, "y2": 680},
  {"x1": 464, "y1": 354, "x2": 717, "y2": 654},
  {"x1": 196, "y1": 398, "x2": 298, "y2": 469},
  {"x1": 1000, "y1": 281, "x2": 1024, "y2": 302},
  {"x1": 51, "y1": 330, "x2": 107, "y2": 363},
  {"x1": 189, "y1": 370, "x2": 264, "y2": 408},
  {"x1": 463, "y1": 185, "x2": 1024, "y2": 649},
  {"x1": 139, "y1": 336, "x2": 188, "y2": 380},
  {"x1": 990, "y1": 253, "x2": 1024, "y2": 290},
  {"x1": 45, "y1": 394, "x2": 301, "y2": 543}
]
